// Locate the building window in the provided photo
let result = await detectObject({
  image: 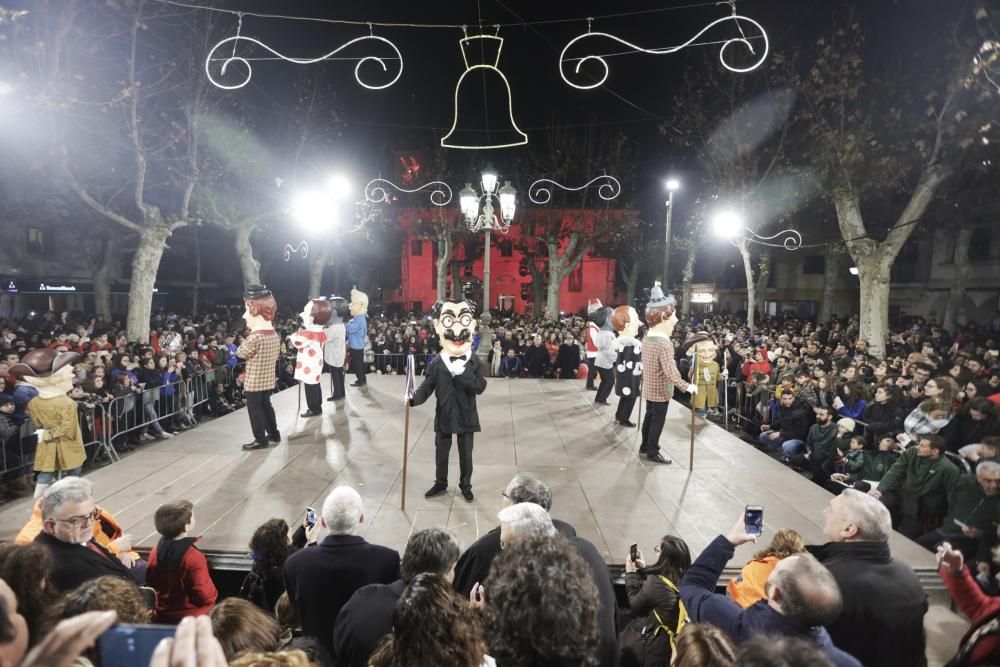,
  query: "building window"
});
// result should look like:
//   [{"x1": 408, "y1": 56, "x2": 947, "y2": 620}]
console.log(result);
[
  {"x1": 802, "y1": 255, "x2": 825, "y2": 275},
  {"x1": 26, "y1": 227, "x2": 51, "y2": 256},
  {"x1": 410, "y1": 240, "x2": 423, "y2": 256},
  {"x1": 498, "y1": 239, "x2": 513, "y2": 257},
  {"x1": 969, "y1": 227, "x2": 992, "y2": 262},
  {"x1": 568, "y1": 261, "x2": 583, "y2": 292}
]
